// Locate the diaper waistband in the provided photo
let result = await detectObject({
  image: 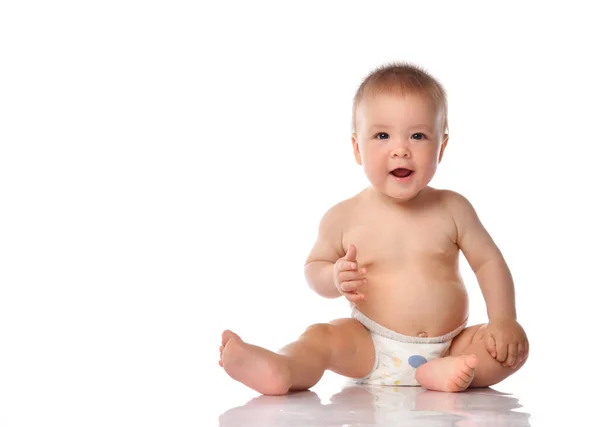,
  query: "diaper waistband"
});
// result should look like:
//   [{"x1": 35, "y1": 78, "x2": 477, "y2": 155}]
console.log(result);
[{"x1": 351, "y1": 307, "x2": 467, "y2": 344}]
